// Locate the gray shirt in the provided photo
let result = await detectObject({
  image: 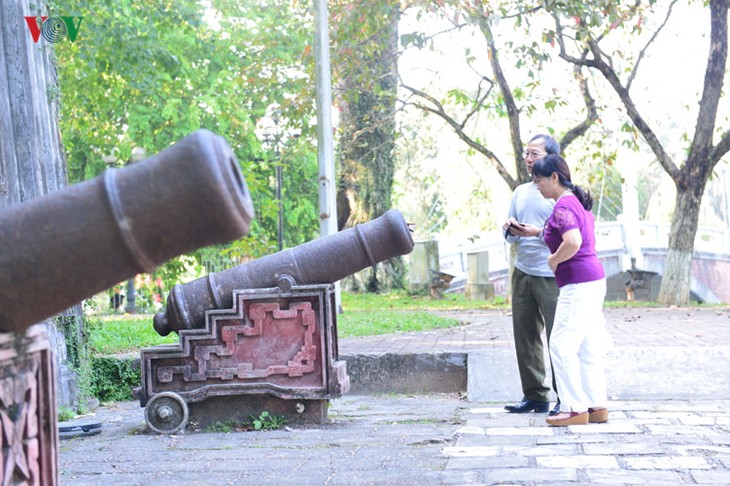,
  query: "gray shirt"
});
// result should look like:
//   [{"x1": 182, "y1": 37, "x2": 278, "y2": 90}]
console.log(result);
[{"x1": 505, "y1": 182, "x2": 554, "y2": 277}]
